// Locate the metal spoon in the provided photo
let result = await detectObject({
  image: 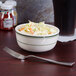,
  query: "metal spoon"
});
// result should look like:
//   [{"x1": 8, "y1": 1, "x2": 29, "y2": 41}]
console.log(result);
[{"x1": 3, "y1": 47, "x2": 75, "y2": 66}]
